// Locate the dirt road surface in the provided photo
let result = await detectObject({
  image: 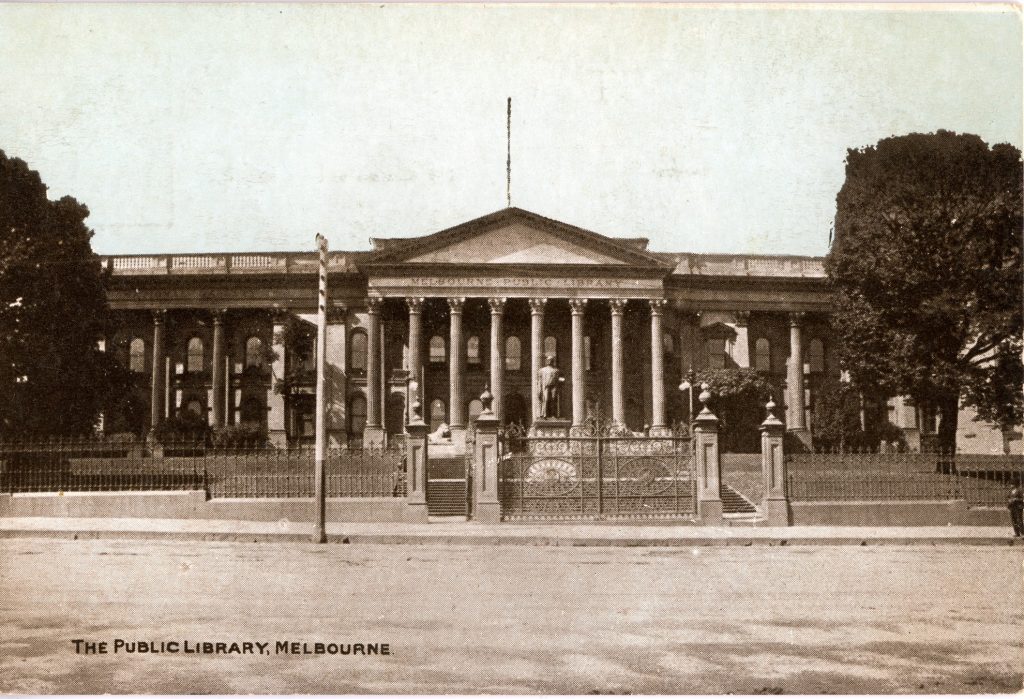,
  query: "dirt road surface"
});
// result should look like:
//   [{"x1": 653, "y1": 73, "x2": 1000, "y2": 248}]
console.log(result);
[{"x1": 1, "y1": 538, "x2": 1021, "y2": 694}]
